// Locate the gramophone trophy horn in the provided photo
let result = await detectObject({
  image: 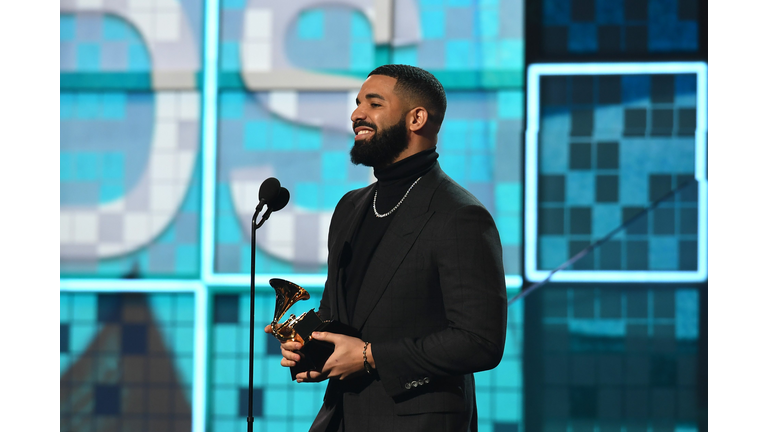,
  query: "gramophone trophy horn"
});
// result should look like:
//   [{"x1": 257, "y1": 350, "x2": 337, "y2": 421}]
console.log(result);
[
  {"x1": 269, "y1": 278, "x2": 312, "y2": 343},
  {"x1": 267, "y1": 278, "x2": 361, "y2": 380}
]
